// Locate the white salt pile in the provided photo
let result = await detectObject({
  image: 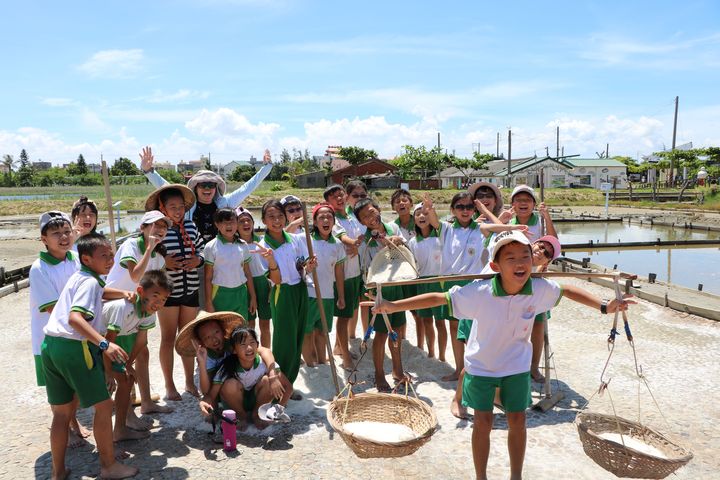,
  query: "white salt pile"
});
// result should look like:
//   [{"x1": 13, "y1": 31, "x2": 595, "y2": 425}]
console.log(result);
[
  {"x1": 597, "y1": 432, "x2": 668, "y2": 459},
  {"x1": 343, "y1": 421, "x2": 418, "y2": 443}
]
